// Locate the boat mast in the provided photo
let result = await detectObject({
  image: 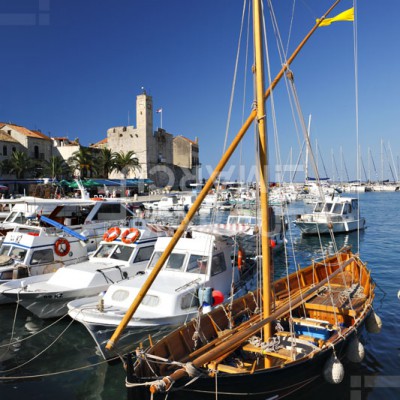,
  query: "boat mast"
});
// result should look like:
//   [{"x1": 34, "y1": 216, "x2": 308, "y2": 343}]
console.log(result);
[
  {"x1": 105, "y1": 0, "x2": 343, "y2": 353},
  {"x1": 305, "y1": 115, "x2": 311, "y2": 184},
  {"x1": 253, "y1": 0, "x2": 271, "y2": 342}
]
